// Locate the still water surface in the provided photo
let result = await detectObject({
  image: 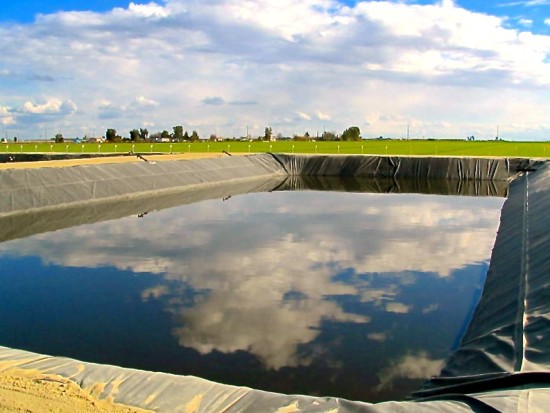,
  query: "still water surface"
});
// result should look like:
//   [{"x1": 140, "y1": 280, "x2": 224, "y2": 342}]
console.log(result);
[{"x1": 0, "y1": 188, "x2": 504, "y2": 402}]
